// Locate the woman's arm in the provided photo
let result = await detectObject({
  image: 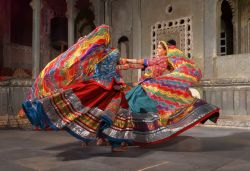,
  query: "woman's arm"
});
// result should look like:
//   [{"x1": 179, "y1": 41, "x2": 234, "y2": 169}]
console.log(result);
[
  {"x1": 119, "y1": 58, "x2": 144, "y2": 65},
  {"x1": 145, "y1": 56, "x2": 168, "y2": 66},
  {"x1": 119, "y1": 57, "x2": 166, "y2": 68},
  {"x1": 126, "y1": 59, "x2": 144, "y2": 64},
  {"x1": 123, "y1": 57, "x2": 163, "y2": 66},
  {"x1": 116, "y1": 63, "x2": 144, "y2": 70}
]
